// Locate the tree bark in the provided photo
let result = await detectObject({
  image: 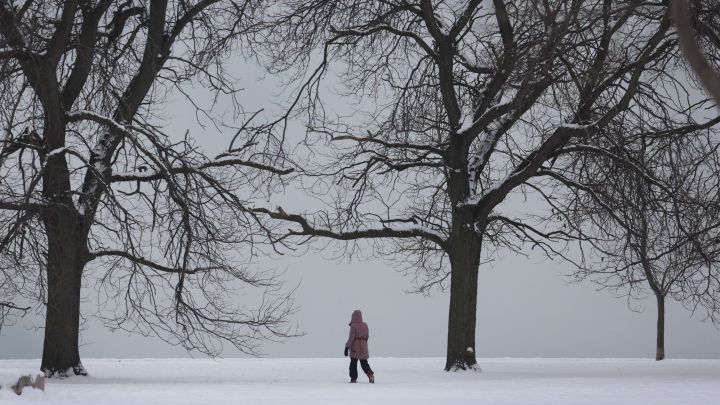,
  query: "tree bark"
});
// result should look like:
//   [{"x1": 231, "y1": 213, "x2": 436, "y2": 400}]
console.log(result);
[
  {"x1": 655, "y1": 293, "x2": 665, "y2": 361},
  {"x1": 442, "y1": 137, "x2": 485, "y2": 371},
  {"x1": 40, "y1": 209, "x2": 88, "y2": 377},
  {"x1": 444, "y1": 218, "x2": 483, "y2": 371}
]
